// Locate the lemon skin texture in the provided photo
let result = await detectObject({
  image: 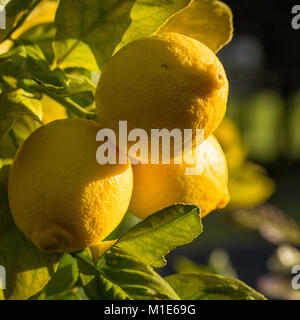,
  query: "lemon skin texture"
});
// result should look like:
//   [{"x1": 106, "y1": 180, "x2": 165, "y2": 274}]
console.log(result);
[
  {"x1": 96, "y1": 32, "x2": 228, "y2": 158},
  {"x1": 8, "y1": 119, "x2": 133, "y2": 253},
  {"x1": 129, "y1": 135, "x2": 230, "y2": 219}
]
